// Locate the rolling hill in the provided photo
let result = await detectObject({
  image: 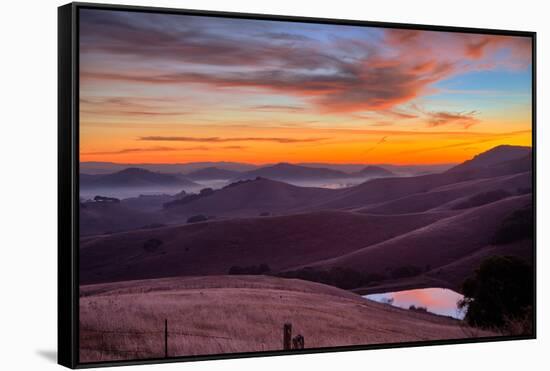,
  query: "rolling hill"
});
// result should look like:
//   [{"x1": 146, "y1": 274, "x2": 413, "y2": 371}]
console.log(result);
[
  {"x1": 306, "y1": 194, "x2": 532, "y2": 278},
  {"x1": 80, "y1": 200, "x2": 167, "y2": 236},
  {"x1": 447, "y1": 145, "x2": 531, "y2": 173},
  {"x1": 80, "y1": 168, "x2": 200, "y2": 189},
  {"x1": 235, "y1": 163, "x2": 349, "y2": 181},
  {"x1": 79, "y1": 209, "x2": 455, "y2": 284},
  {"x1": 185, "y1": 166, "x2": 241, "y2": 180},
  {"x1": 353, "y1": 165, "x2": 395, "y2": 177},
  {"x1": 163, "y1": 177, "x2": 336, "y2": 217}
]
